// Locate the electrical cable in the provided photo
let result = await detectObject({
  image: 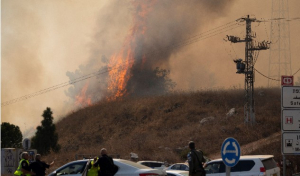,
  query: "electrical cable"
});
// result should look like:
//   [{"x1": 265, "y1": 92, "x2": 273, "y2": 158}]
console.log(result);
[
  {"x1": 1, "y1": 60, "x2": 136, "y2": 107},
  {"x1": 293, "y1": 68, "x2": 300, "y2": 76},
  {"x1": 256, "y1": 17, "x2": 300, "y2": 23},
  {"x1": 254, "y1": 68, "x2": 280, "y2": 81},
  {"x1": 255, "y1": 68, "x2": 300, "y2": 82},
  {"x1": 1, "y1": 17, "x2": 282, "y2": 107}
]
